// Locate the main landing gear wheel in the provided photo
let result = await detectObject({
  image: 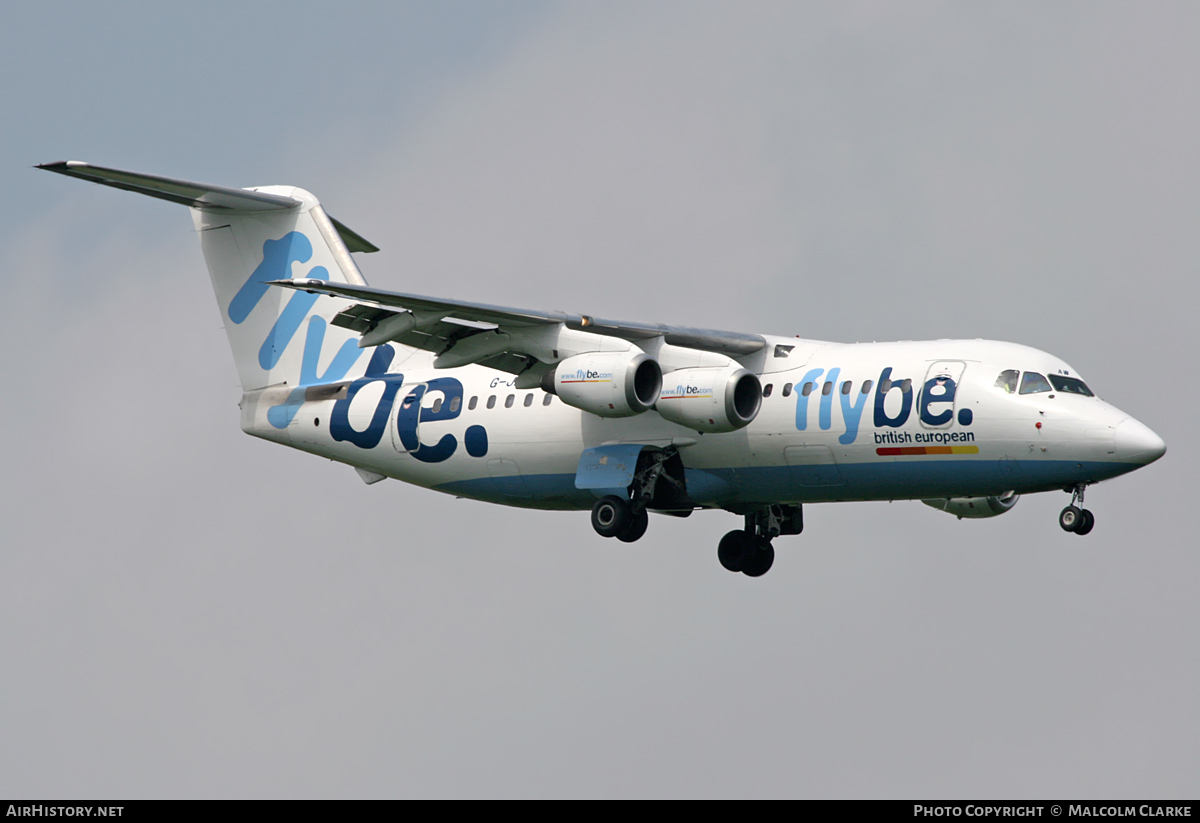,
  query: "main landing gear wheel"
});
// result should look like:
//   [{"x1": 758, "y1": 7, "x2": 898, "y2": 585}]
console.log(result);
[
  {"x1": 616, "y1": 509, "x2": 649, "y2": 543},
  {"x1": 741, "y1": 539, "x2": 775, "y2": 577},
  {"x1": 717, "y1": 531, "x2": 775, "y2": 577},
  {"x1": 591, "y1": 495, "x2": 632, "y2": 538},
  {"x1": 1075, "y1": 509, "x2": 1095, "y2": 535},
  {"x1": 718, "y1": 530, "x2": 751, "y2": 572}
]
